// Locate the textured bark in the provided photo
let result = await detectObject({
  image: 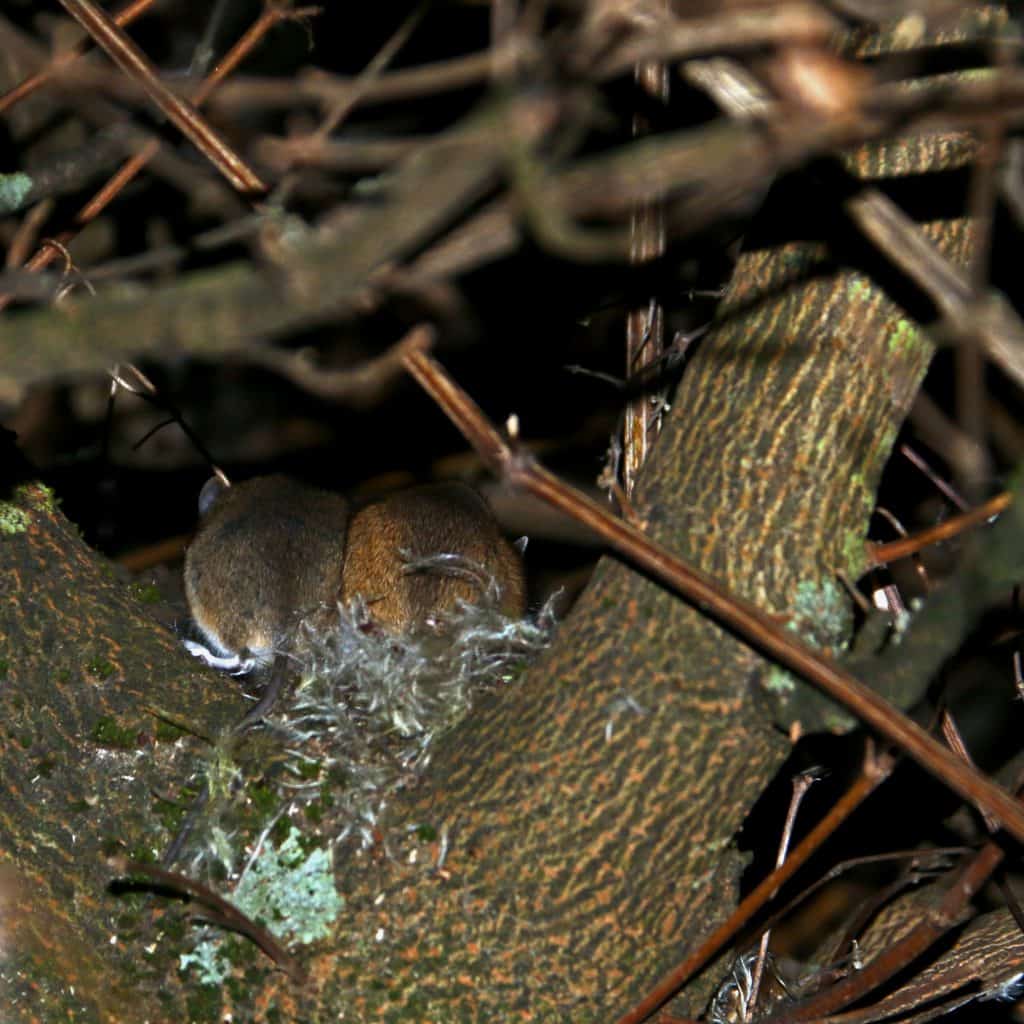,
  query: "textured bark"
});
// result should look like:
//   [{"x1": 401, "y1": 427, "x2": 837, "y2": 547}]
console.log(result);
[{"x1": 0, "y1": 476, "x2": 241, "y2": 1020}]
